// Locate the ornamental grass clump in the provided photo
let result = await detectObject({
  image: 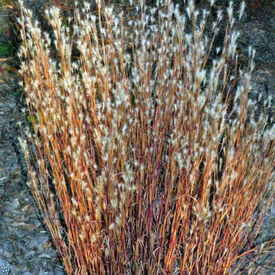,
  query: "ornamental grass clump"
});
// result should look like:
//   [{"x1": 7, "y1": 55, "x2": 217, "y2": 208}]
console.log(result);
[{"x1": 18, "y1": 0, "x2": 274, "y2": 273}]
